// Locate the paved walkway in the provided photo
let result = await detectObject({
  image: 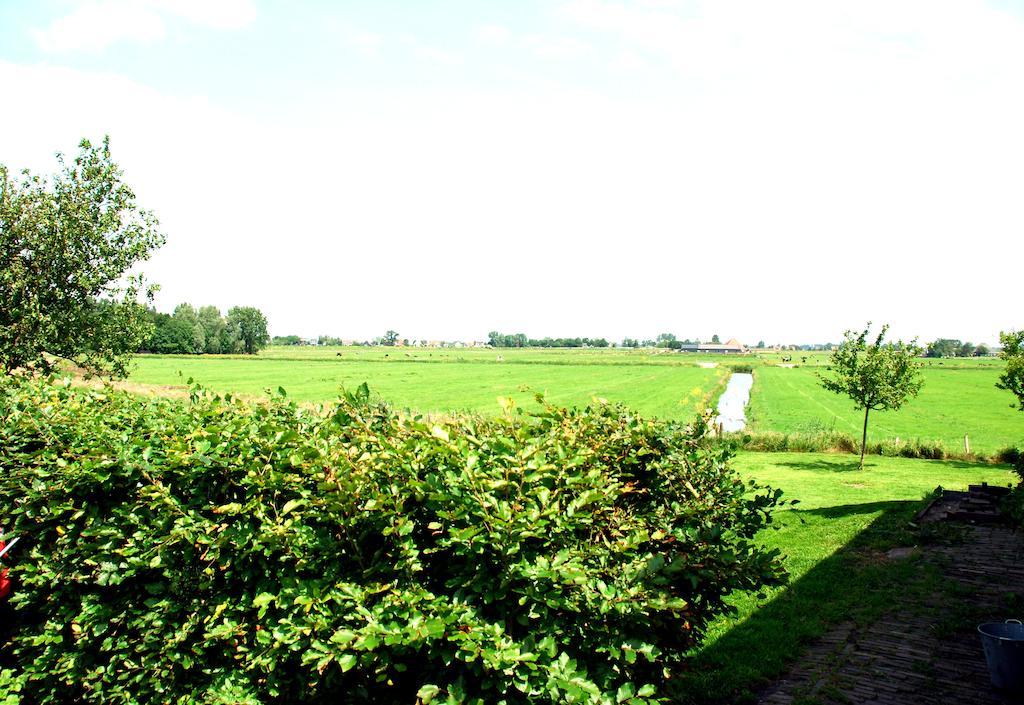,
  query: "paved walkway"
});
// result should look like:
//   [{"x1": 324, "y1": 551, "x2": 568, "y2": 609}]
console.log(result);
[{"x1": 759, "y1": 524, "x2": 1024, "y2": 705}]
